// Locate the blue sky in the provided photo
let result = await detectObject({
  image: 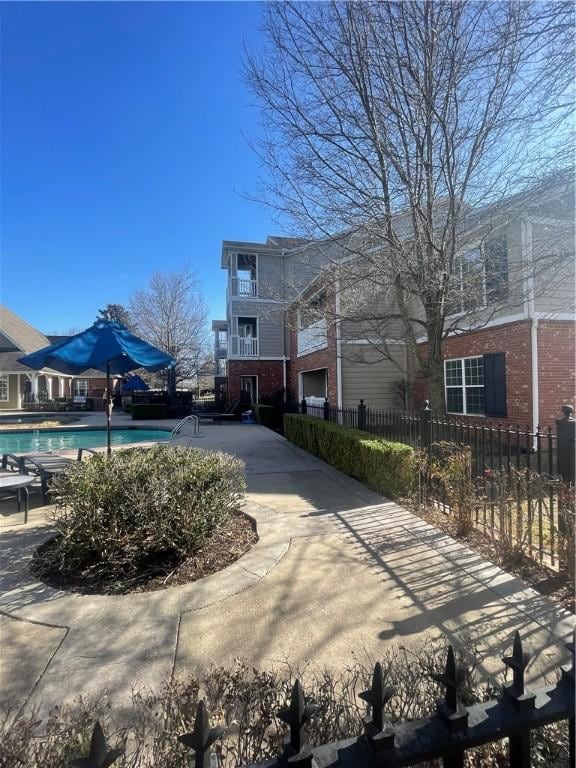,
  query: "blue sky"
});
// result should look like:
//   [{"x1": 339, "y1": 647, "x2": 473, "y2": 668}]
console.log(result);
[{"x1": 1, "y1": 1, "x2": 276, "y2": 333}]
